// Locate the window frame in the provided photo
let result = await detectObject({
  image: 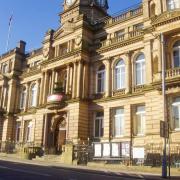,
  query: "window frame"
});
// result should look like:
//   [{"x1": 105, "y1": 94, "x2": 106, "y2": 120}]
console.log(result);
[
  {"x1": 114, "y1": 60, "x2": 125, "y2": 90},
  {"x1": 172, "y1": 40, "x2": 180, "y2": 68},
  {"x1": 30, "y1": 84, "x2": 37, "y2": 107},
  {"x1": 20, "y1": 88, "x2": 26, "y2": 110},
  {"x1": 94, "y1": 112, "x2": 104, "y2": 138},
  {"x1": 114, "y1": 108, "x2": 125, "y2": 137},
  {"x1": 172, "y1": 97, "x2": 180, "y2": 131},
  {"x1": 24, "y1": 121, "x2": 33, "y2": 143},
  {"x1": 135, "y1": 54, "x2": 146, "y2": 86},
  {"x1": 15, "y1": 122, "x2": 21, "y2": 142},
  {"x1": 96, "y1": 66, "x2": 106, "y2": 93},
  {"x1": 167, "y1": 0, "x2": 180, "y2": 10},
  {"x1": 135, "y1": 106, "x2": 145, "y2": 136}
]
